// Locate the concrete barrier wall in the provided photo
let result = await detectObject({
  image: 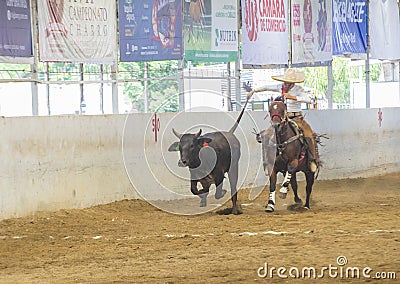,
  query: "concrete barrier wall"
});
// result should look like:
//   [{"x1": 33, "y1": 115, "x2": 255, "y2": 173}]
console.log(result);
[{"x1": 0, "y1": 108, "x2": 399, "y2": 219}]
